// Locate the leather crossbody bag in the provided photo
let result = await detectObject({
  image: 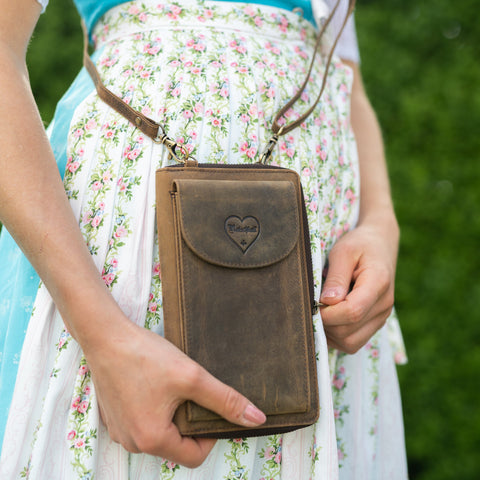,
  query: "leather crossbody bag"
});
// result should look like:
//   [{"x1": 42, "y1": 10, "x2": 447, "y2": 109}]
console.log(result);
[{"x1": 83, "y1": 0, "x2": 355, "y2": 437}]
